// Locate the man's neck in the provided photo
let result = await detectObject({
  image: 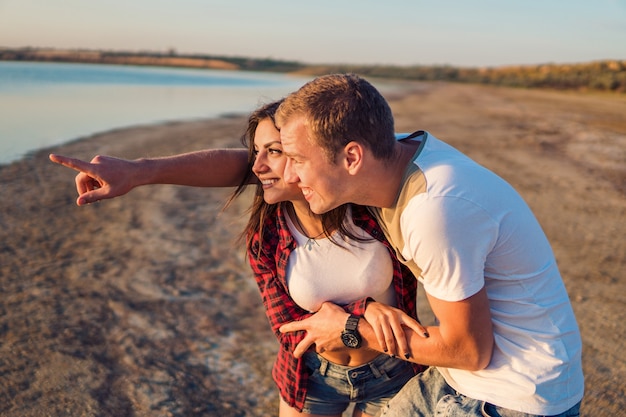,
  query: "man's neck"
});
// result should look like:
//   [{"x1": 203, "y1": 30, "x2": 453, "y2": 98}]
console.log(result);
[{"x1": 360, "y1": 139, "x2": 422, "y2": 209}]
